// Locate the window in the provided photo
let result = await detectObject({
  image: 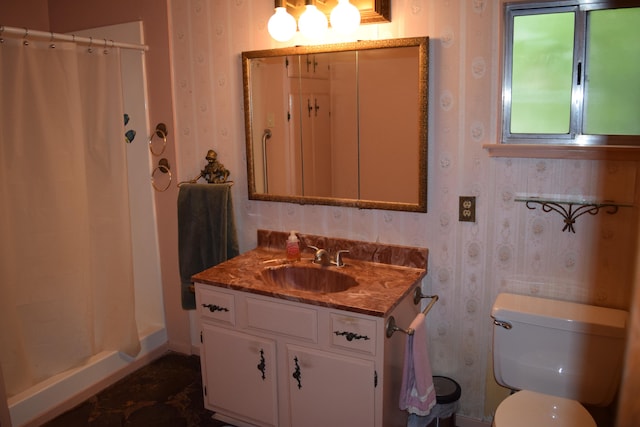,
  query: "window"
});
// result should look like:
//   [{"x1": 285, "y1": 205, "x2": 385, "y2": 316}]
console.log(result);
[{"x1": 503, "y1": 1, "x2": 640, "y2": 146}]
